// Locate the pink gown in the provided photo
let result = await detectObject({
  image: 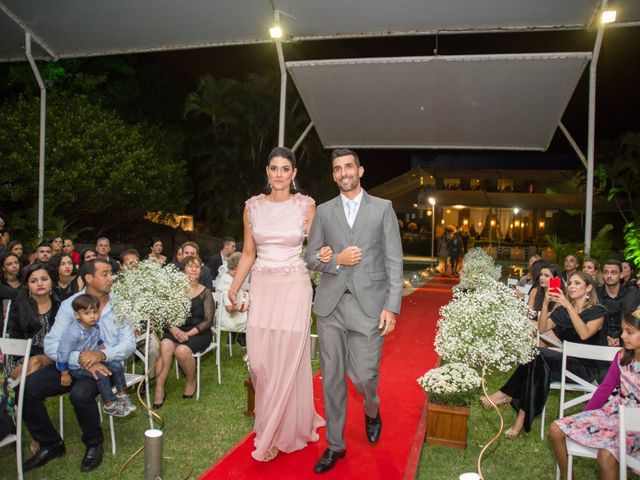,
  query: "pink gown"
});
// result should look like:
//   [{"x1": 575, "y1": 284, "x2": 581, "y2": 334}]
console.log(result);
[{"x1": 245, "y1": 193, "x2": 325, "y2": 461}]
